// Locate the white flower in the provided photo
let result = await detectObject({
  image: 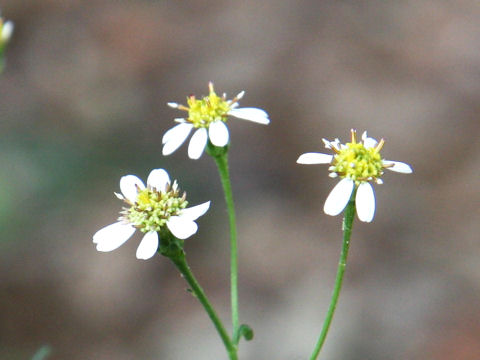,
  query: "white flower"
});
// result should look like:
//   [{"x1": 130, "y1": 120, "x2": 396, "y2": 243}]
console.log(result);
[
  {"x1": 0, "y1": 20, "x2": 13, "y2": 44},
  {"x1": 163, "y1": 82, "x2": 270, "y2": 159},
  {"x1": 93, "y1": 169, "x2": 210, "y2": 260},
  {"x1": 297, "y1": 129, "x2": 412, "y2": 222}
]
